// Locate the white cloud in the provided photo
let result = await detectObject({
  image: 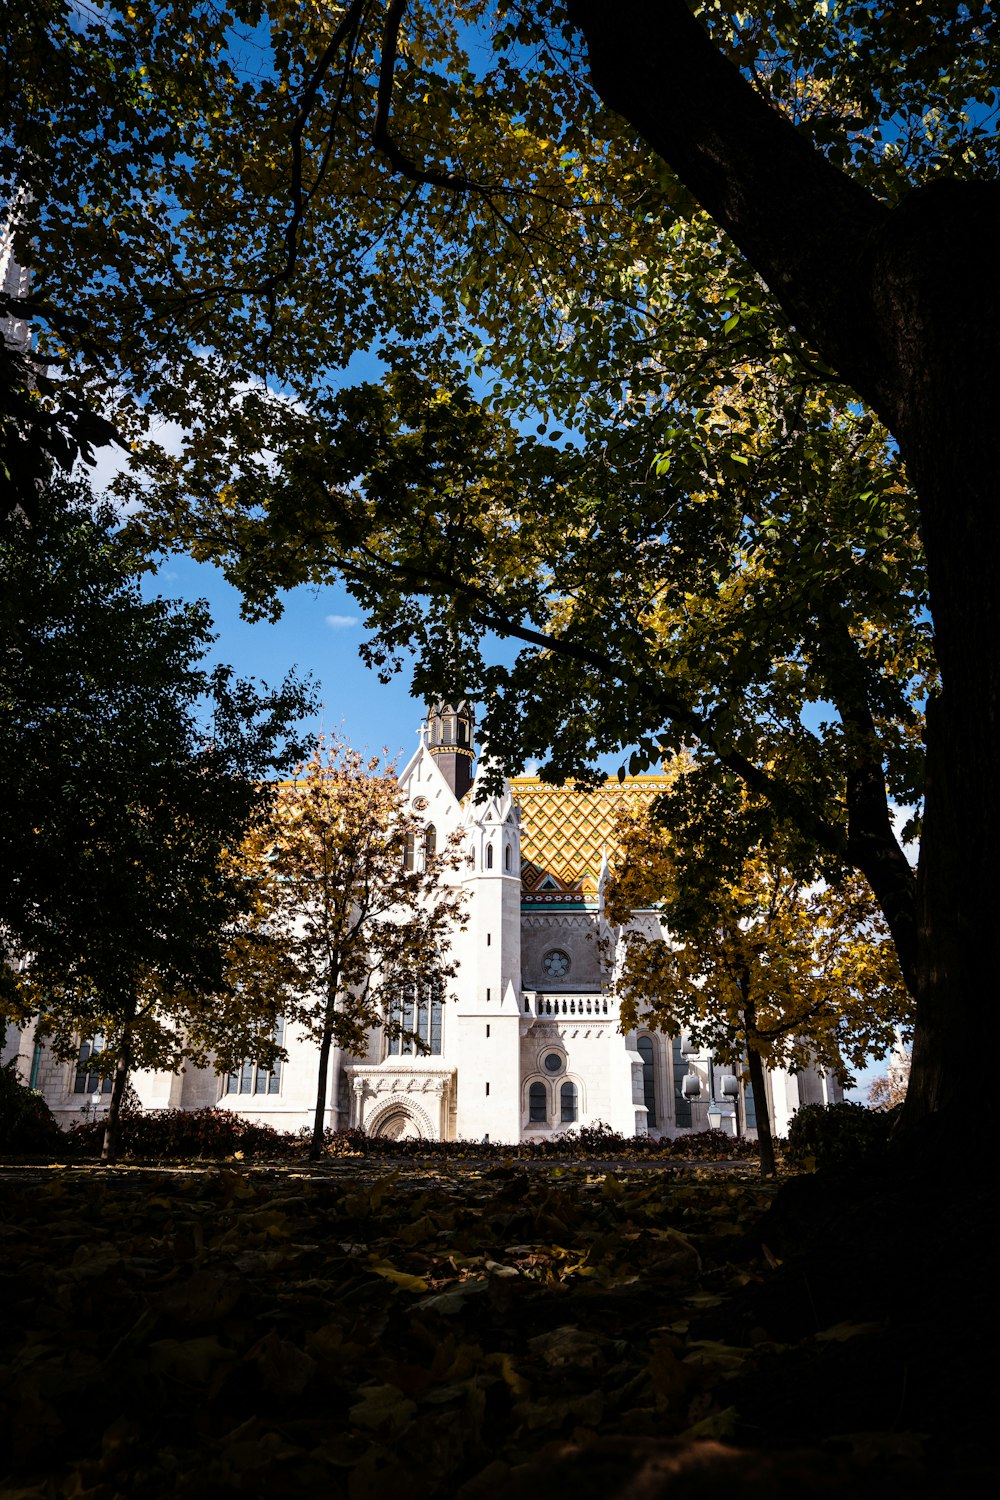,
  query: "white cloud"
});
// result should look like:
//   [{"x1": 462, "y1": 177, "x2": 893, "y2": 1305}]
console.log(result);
[{"x1": 325, "y1": 613, "x2": 358, "y2": 629}]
